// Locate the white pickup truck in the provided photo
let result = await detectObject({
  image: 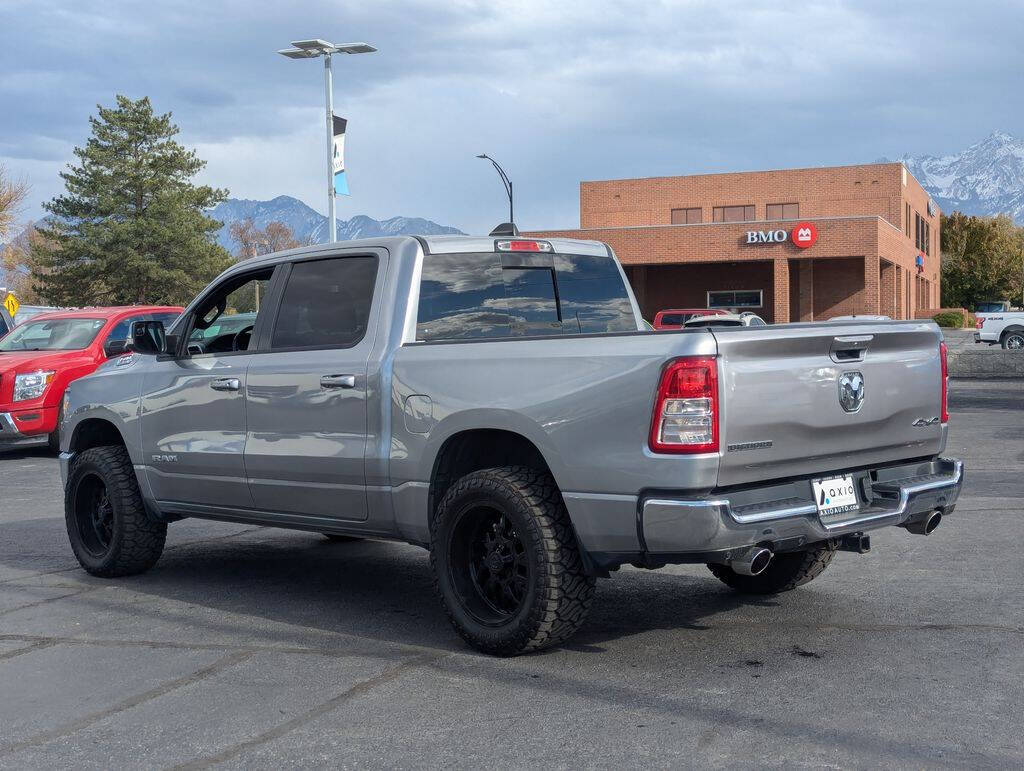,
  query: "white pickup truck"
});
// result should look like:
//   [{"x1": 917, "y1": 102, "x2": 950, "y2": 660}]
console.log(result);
[{"x1": 975, "y1": 310, "x2": 1024, "y2": 349}]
